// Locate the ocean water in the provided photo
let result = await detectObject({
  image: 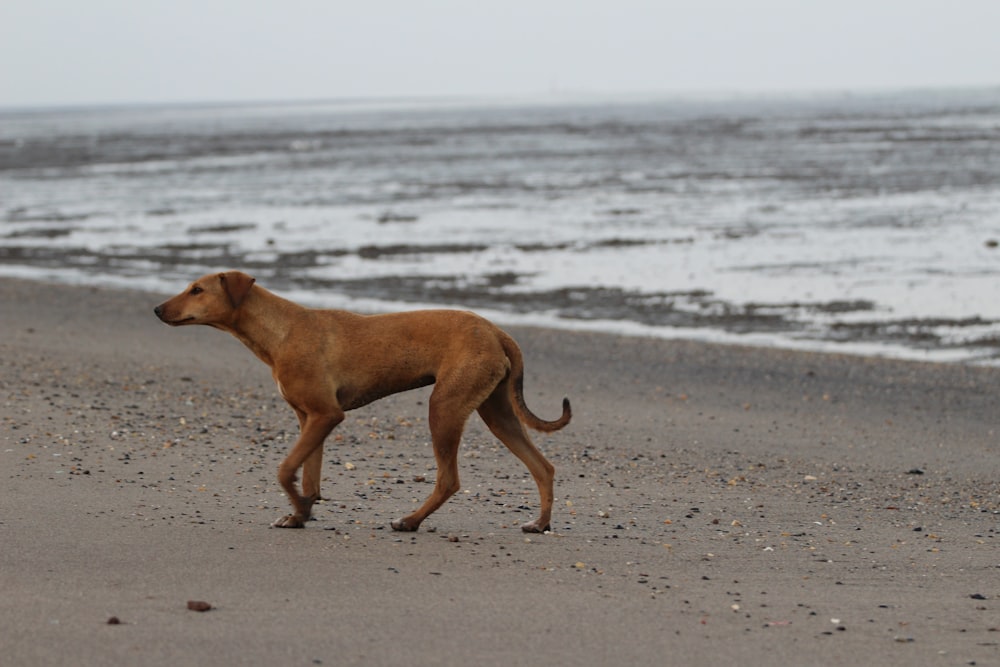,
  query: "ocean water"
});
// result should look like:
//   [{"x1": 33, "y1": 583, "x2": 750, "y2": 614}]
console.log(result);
[{"x1": 2, "y1": 90, "x2": 999, "y2": 363}]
